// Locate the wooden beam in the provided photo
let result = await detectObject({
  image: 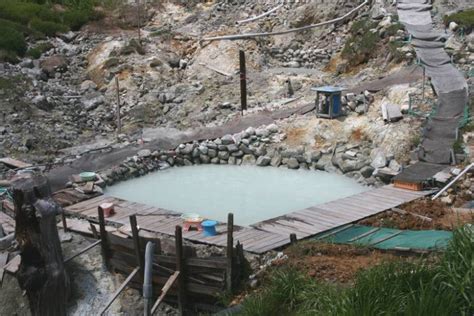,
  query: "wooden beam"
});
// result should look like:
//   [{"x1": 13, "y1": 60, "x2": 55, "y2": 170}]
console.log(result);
[
  {"x1": 64, "y1": 240, "x2": 101, "y2": 263},
  {"x1": 175, "y1": 226, "x2": 185, "y2": 315},
  {"x1": 226, "y1": 213, "x2": 234, "y2": 293},
  {"x1": 348, "y1": 228, "x2": 381, "y2": 243},
  {"x1": 130, "y1": 215, "x2": 144, "y2": 276},
  {"x1": 98, "y1": 206, "x2": 111, "y2": 270},
  {"x1": 151, "y1": 271, "x2": 180, "y2": 315},
  {"x1": 99, "y1": 266, "x2": 140, "y2": 315},
  {"x1": 370, "y1": 231, "x2": 403, "y2": 246}
]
